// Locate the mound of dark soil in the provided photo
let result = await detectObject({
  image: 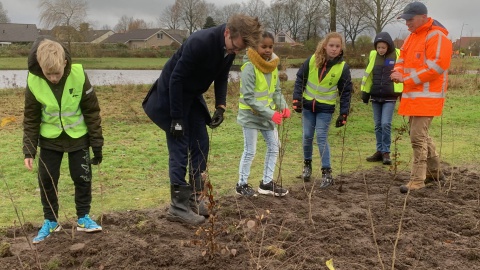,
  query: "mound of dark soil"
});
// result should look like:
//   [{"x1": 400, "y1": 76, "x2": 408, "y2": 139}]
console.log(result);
[{"x1": 1, "y1": 166, "x2": 479, "y2": 270}]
